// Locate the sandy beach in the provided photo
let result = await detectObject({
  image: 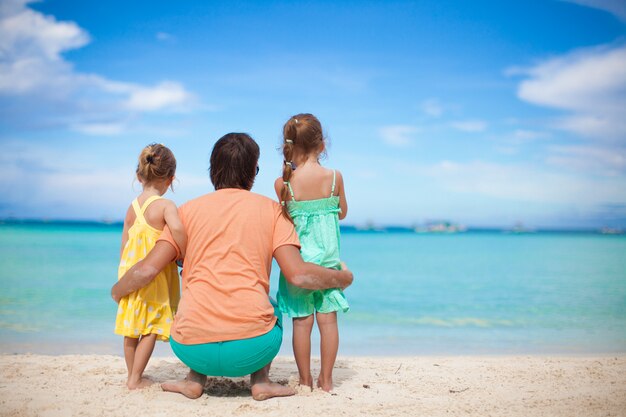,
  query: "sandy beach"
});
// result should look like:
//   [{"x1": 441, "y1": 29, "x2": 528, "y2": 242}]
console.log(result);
[{"x1": 1, "y1": 354, "x2": 624, "y2": 417}]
